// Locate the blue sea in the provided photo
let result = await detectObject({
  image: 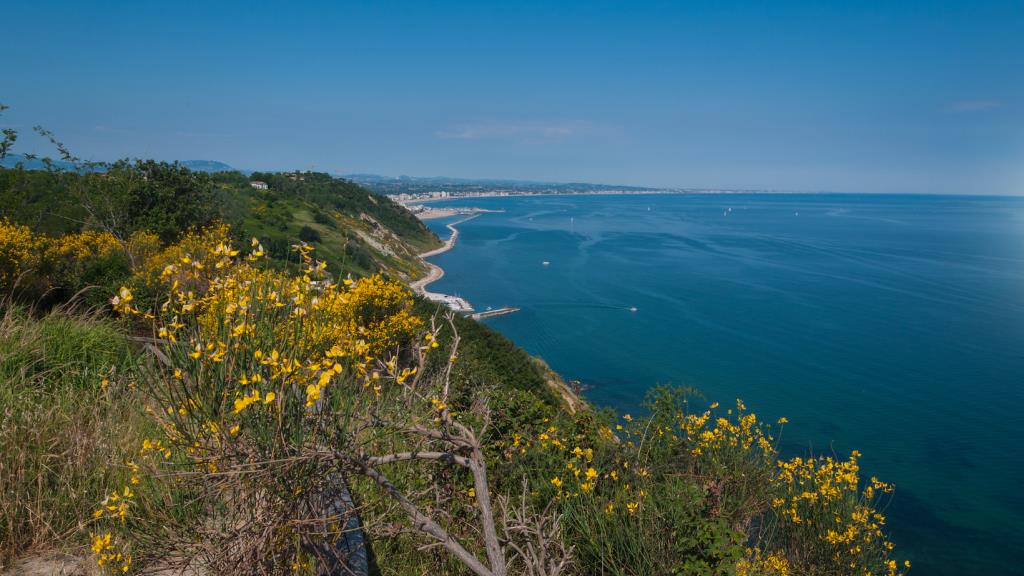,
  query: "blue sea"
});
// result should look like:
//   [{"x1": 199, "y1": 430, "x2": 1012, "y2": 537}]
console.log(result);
[{"x1": 423, "y1": 193, "x2": 1024, "y2": 575}]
